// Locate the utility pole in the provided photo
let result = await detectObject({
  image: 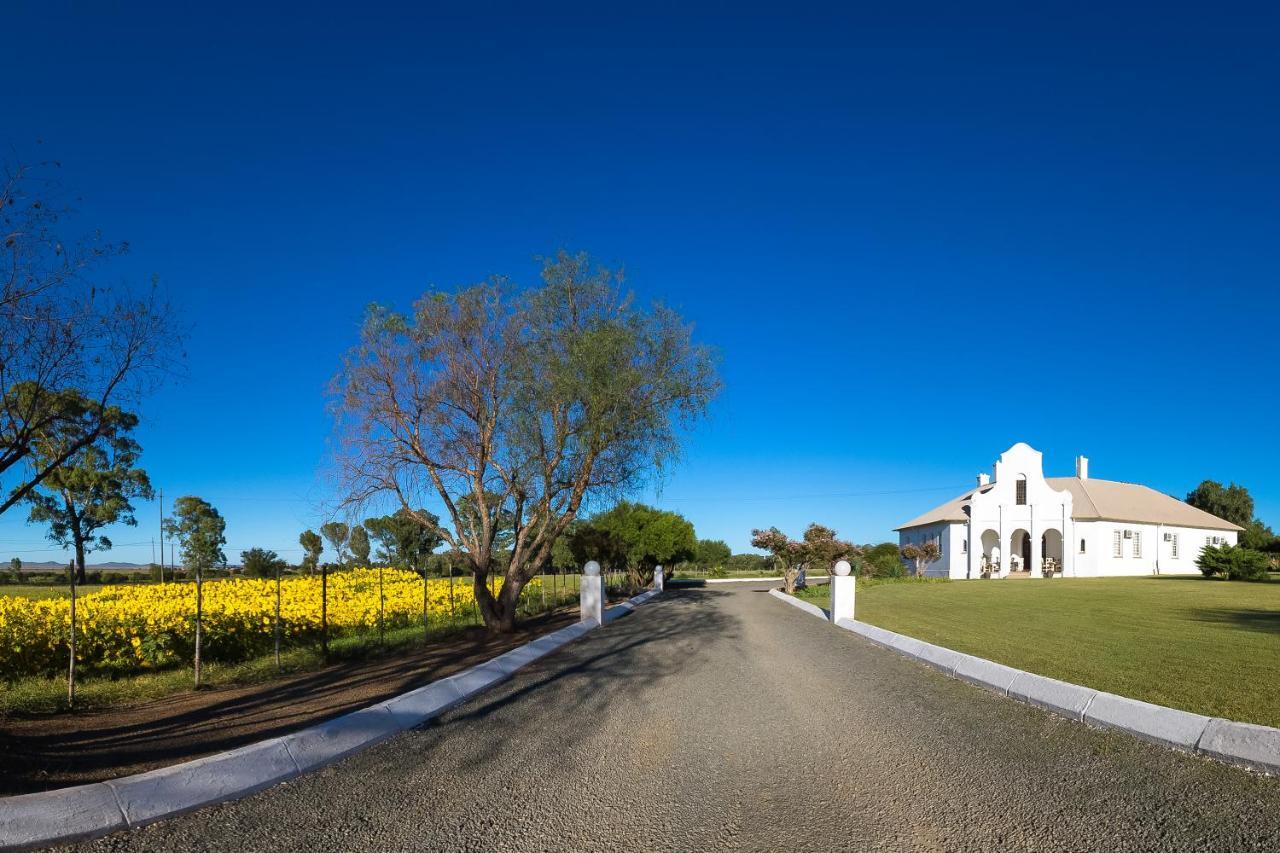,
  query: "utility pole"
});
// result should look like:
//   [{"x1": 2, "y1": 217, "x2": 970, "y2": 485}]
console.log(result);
[{"x1": 158, "y1": 488, "x2": 165, "y2": 583}]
